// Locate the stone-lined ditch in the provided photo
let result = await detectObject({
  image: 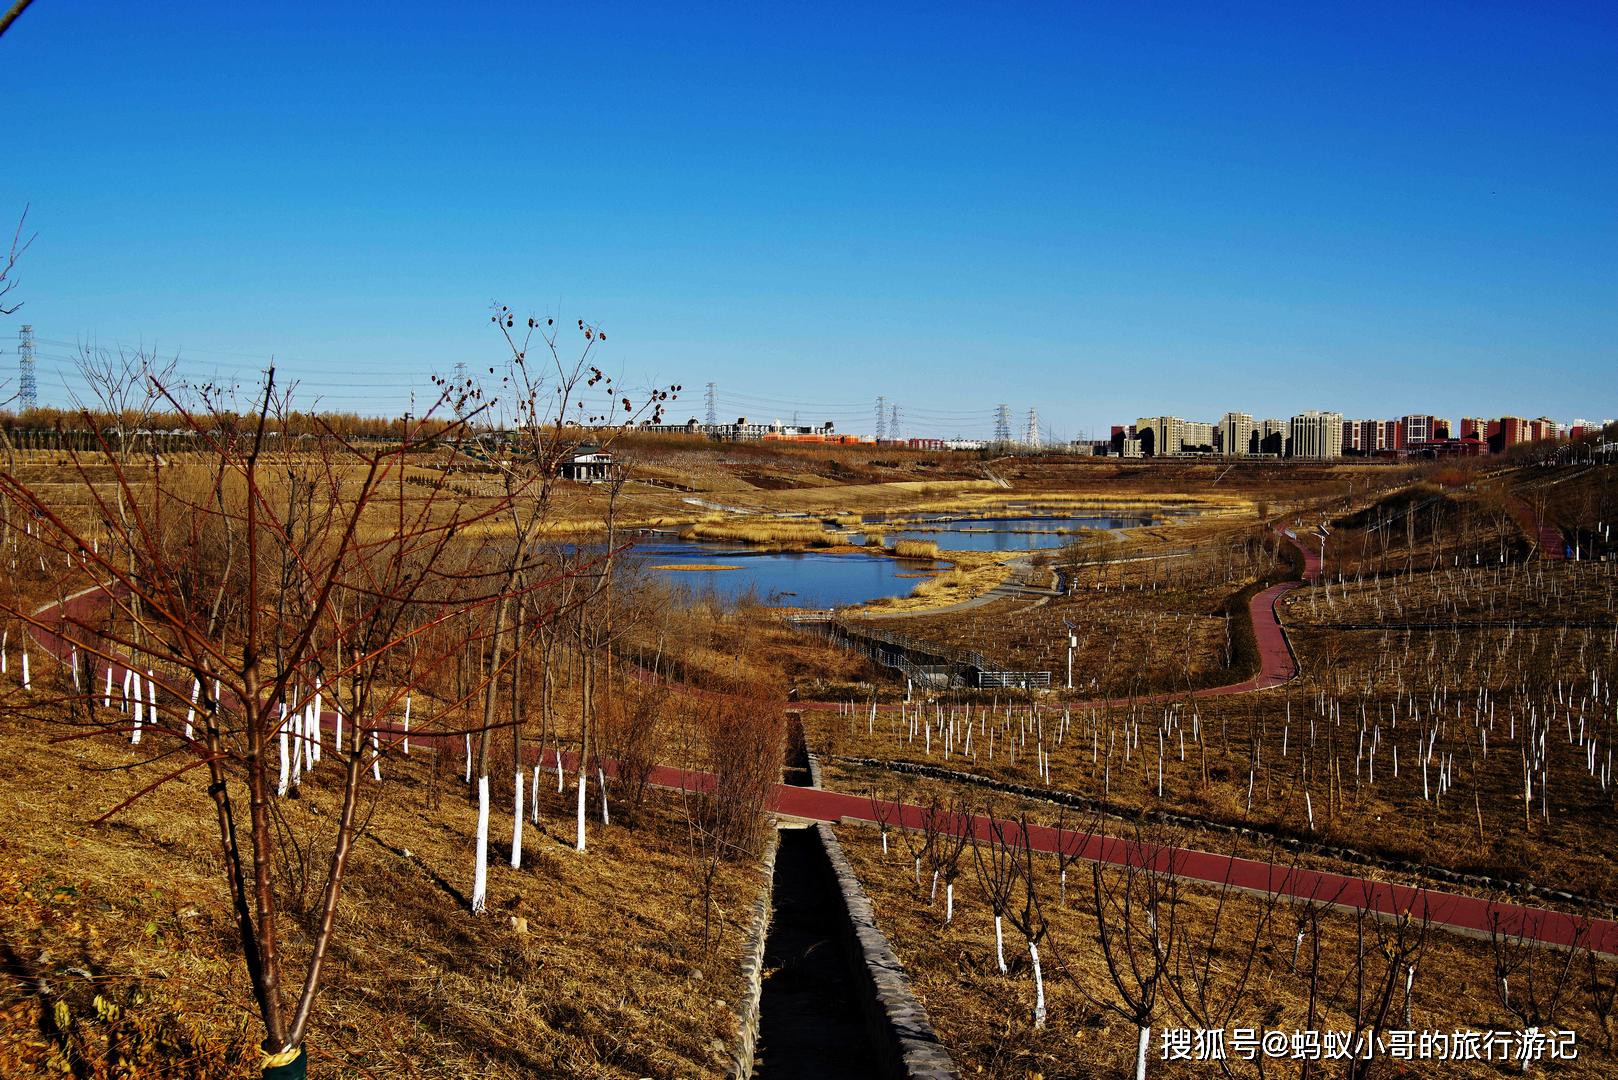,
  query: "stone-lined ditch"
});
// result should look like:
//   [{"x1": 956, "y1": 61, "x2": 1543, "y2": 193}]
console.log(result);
[{"x1": 741, "y1": 718, "x2": 959, "y2": 1078}]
